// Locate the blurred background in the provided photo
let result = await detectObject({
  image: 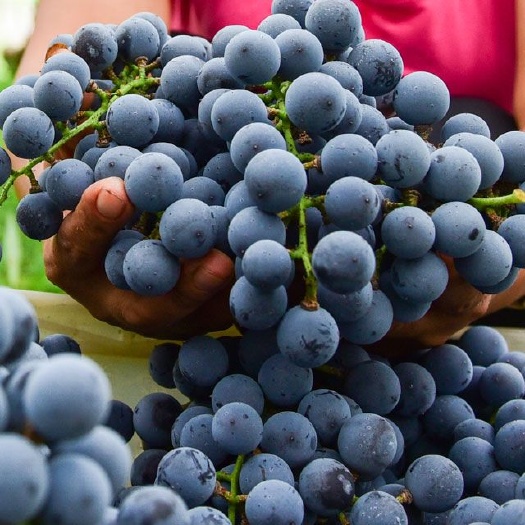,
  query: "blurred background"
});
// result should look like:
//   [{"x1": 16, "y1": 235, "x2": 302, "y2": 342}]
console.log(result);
[{"x1": 0, "y1": 0, "x2": 61, "y2": 292}]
